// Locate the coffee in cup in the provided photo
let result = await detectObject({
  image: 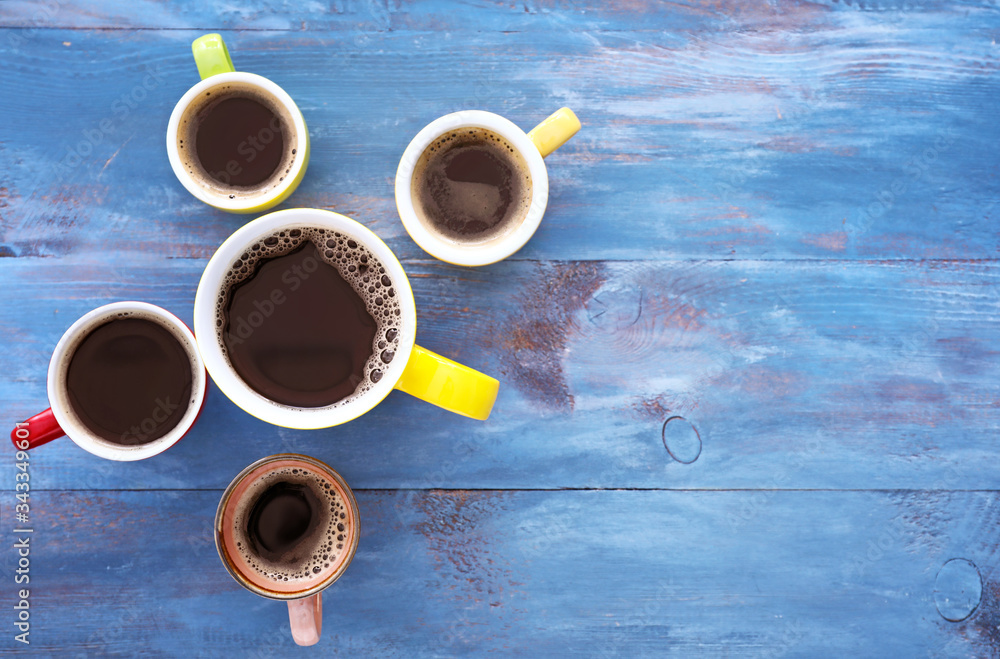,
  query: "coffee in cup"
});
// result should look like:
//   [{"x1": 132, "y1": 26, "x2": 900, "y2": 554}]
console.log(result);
[
  {"x1": 11, "y1": 302, "x2": 207, "y2": 460},
  {"x1": 396, "y1": 108, "x2": 580, "y2": 266},
  {"x1": 215, "y1": 454, "x2": 359, "y2": 646},
  {"x1": 166, "y1": 34, "x2": 310, "y2": 214},
  {"x1": 176, "y1": 81, "x2": 300, "y2": 192},
  {"x1": 216, "y1": 227, "x2": 401, "y2": 409},
  {"x1": 194, "y1": 208, "x2": 499, "y2": 429},
  {"x1": 66, "y1": 315, "x2": 194, "y2": 446},
  {"x1": 411, "y1": 127, "x2": 532, "y2": 243}
]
